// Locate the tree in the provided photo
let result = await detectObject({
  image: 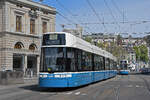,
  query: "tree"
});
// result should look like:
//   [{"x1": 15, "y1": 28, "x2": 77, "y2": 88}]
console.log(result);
[
  {"x1": 133, "y1": 46, "x2": 140, "y2": 60},
  {"x1": 97, "y1": 42, "x2": 105, "y2": 49},
  {"x1": 104, "y1": 41, "x2": 127, "y2": 62},
  {"x1": 84, "y1": 37, "x2": 92, "y2": 43},
  {"x1": 139, "y1": 45, "x2": 149, "y2": 62},
  {"x1": 133, "y1": 45, "x2": 148, "y2": 63},
  {"x1": 117, "y1": 34, "x2": 122, "y2": 46}
]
